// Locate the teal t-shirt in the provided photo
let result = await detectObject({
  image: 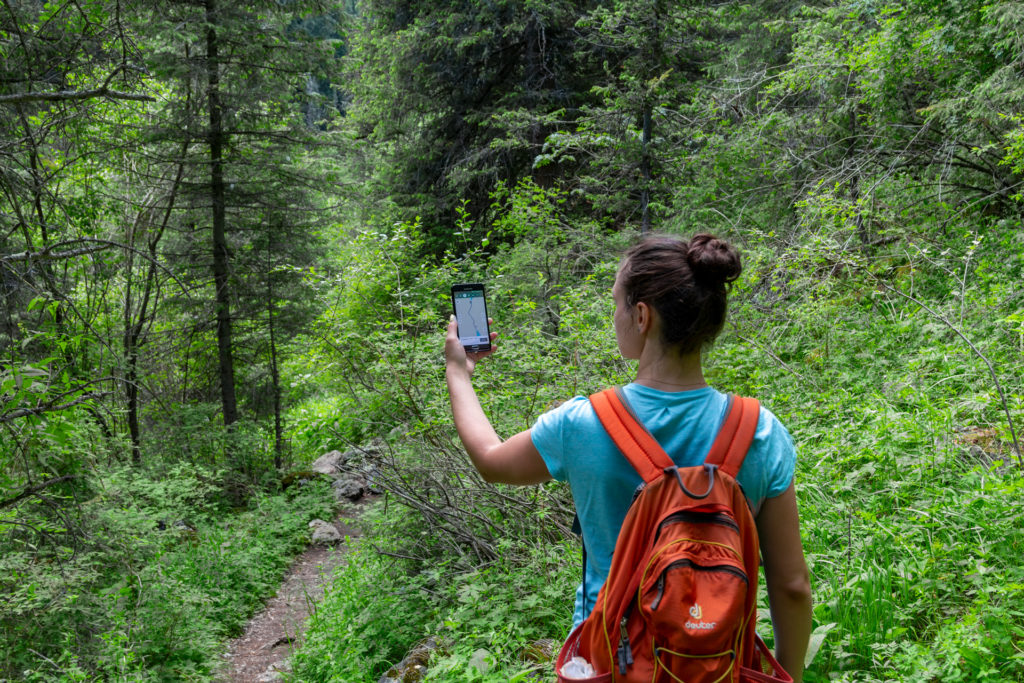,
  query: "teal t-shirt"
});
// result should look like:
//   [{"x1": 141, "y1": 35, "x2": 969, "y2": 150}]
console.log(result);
[{"x1": 530, "y1": 383, "x2": 796, "y2": 628}]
